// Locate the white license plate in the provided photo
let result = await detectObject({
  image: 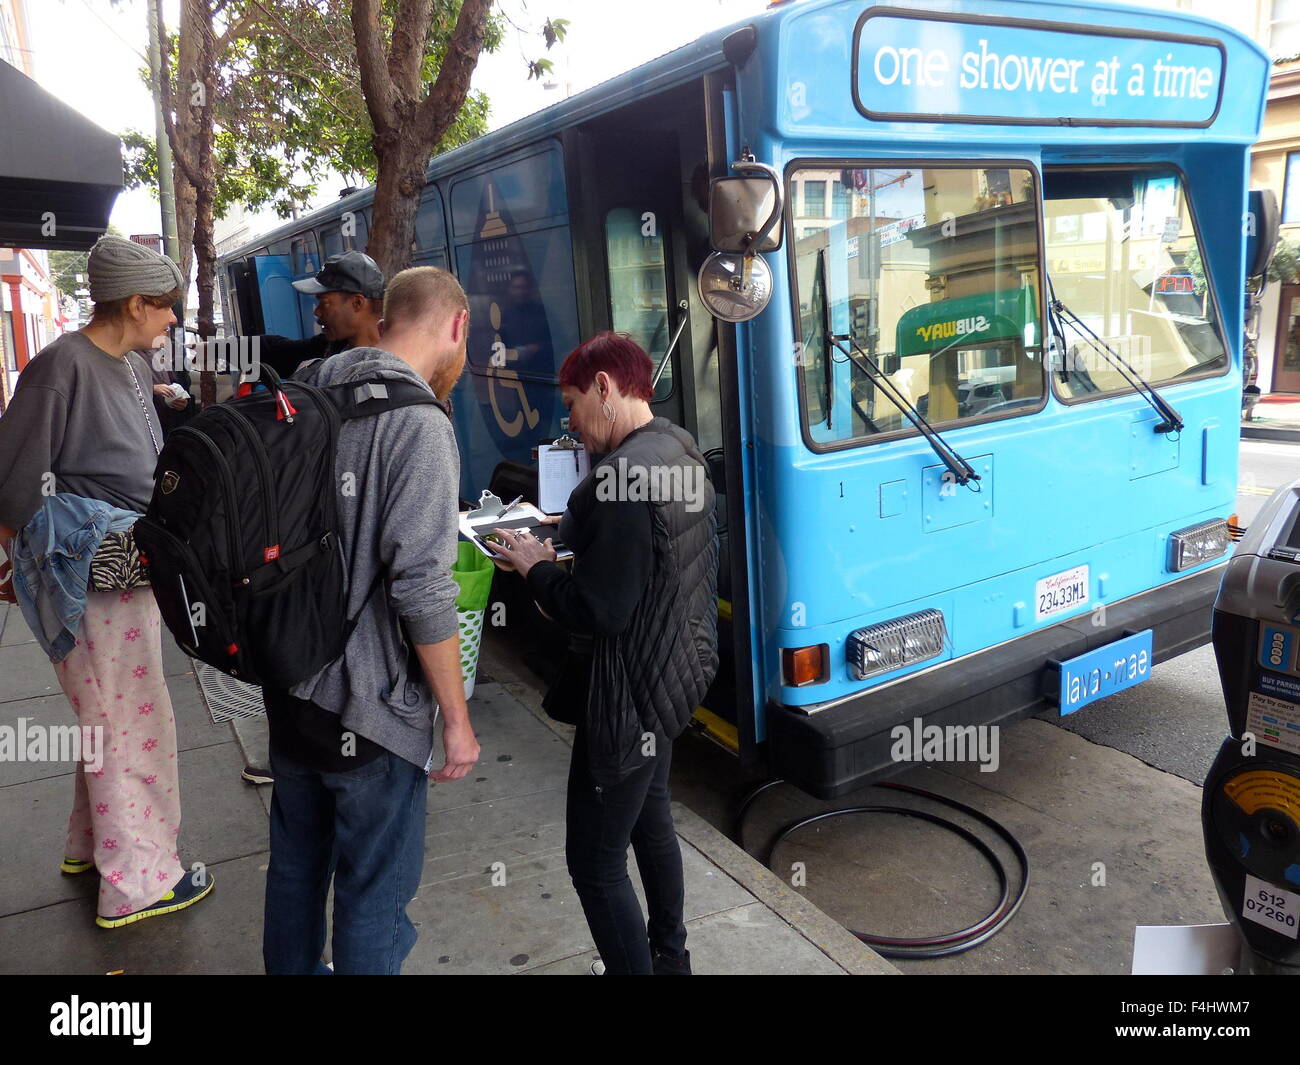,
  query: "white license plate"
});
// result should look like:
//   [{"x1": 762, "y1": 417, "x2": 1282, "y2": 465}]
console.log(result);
[{"x1": 1035, "y1": 565, "x2": 1089, "y2": 621}]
